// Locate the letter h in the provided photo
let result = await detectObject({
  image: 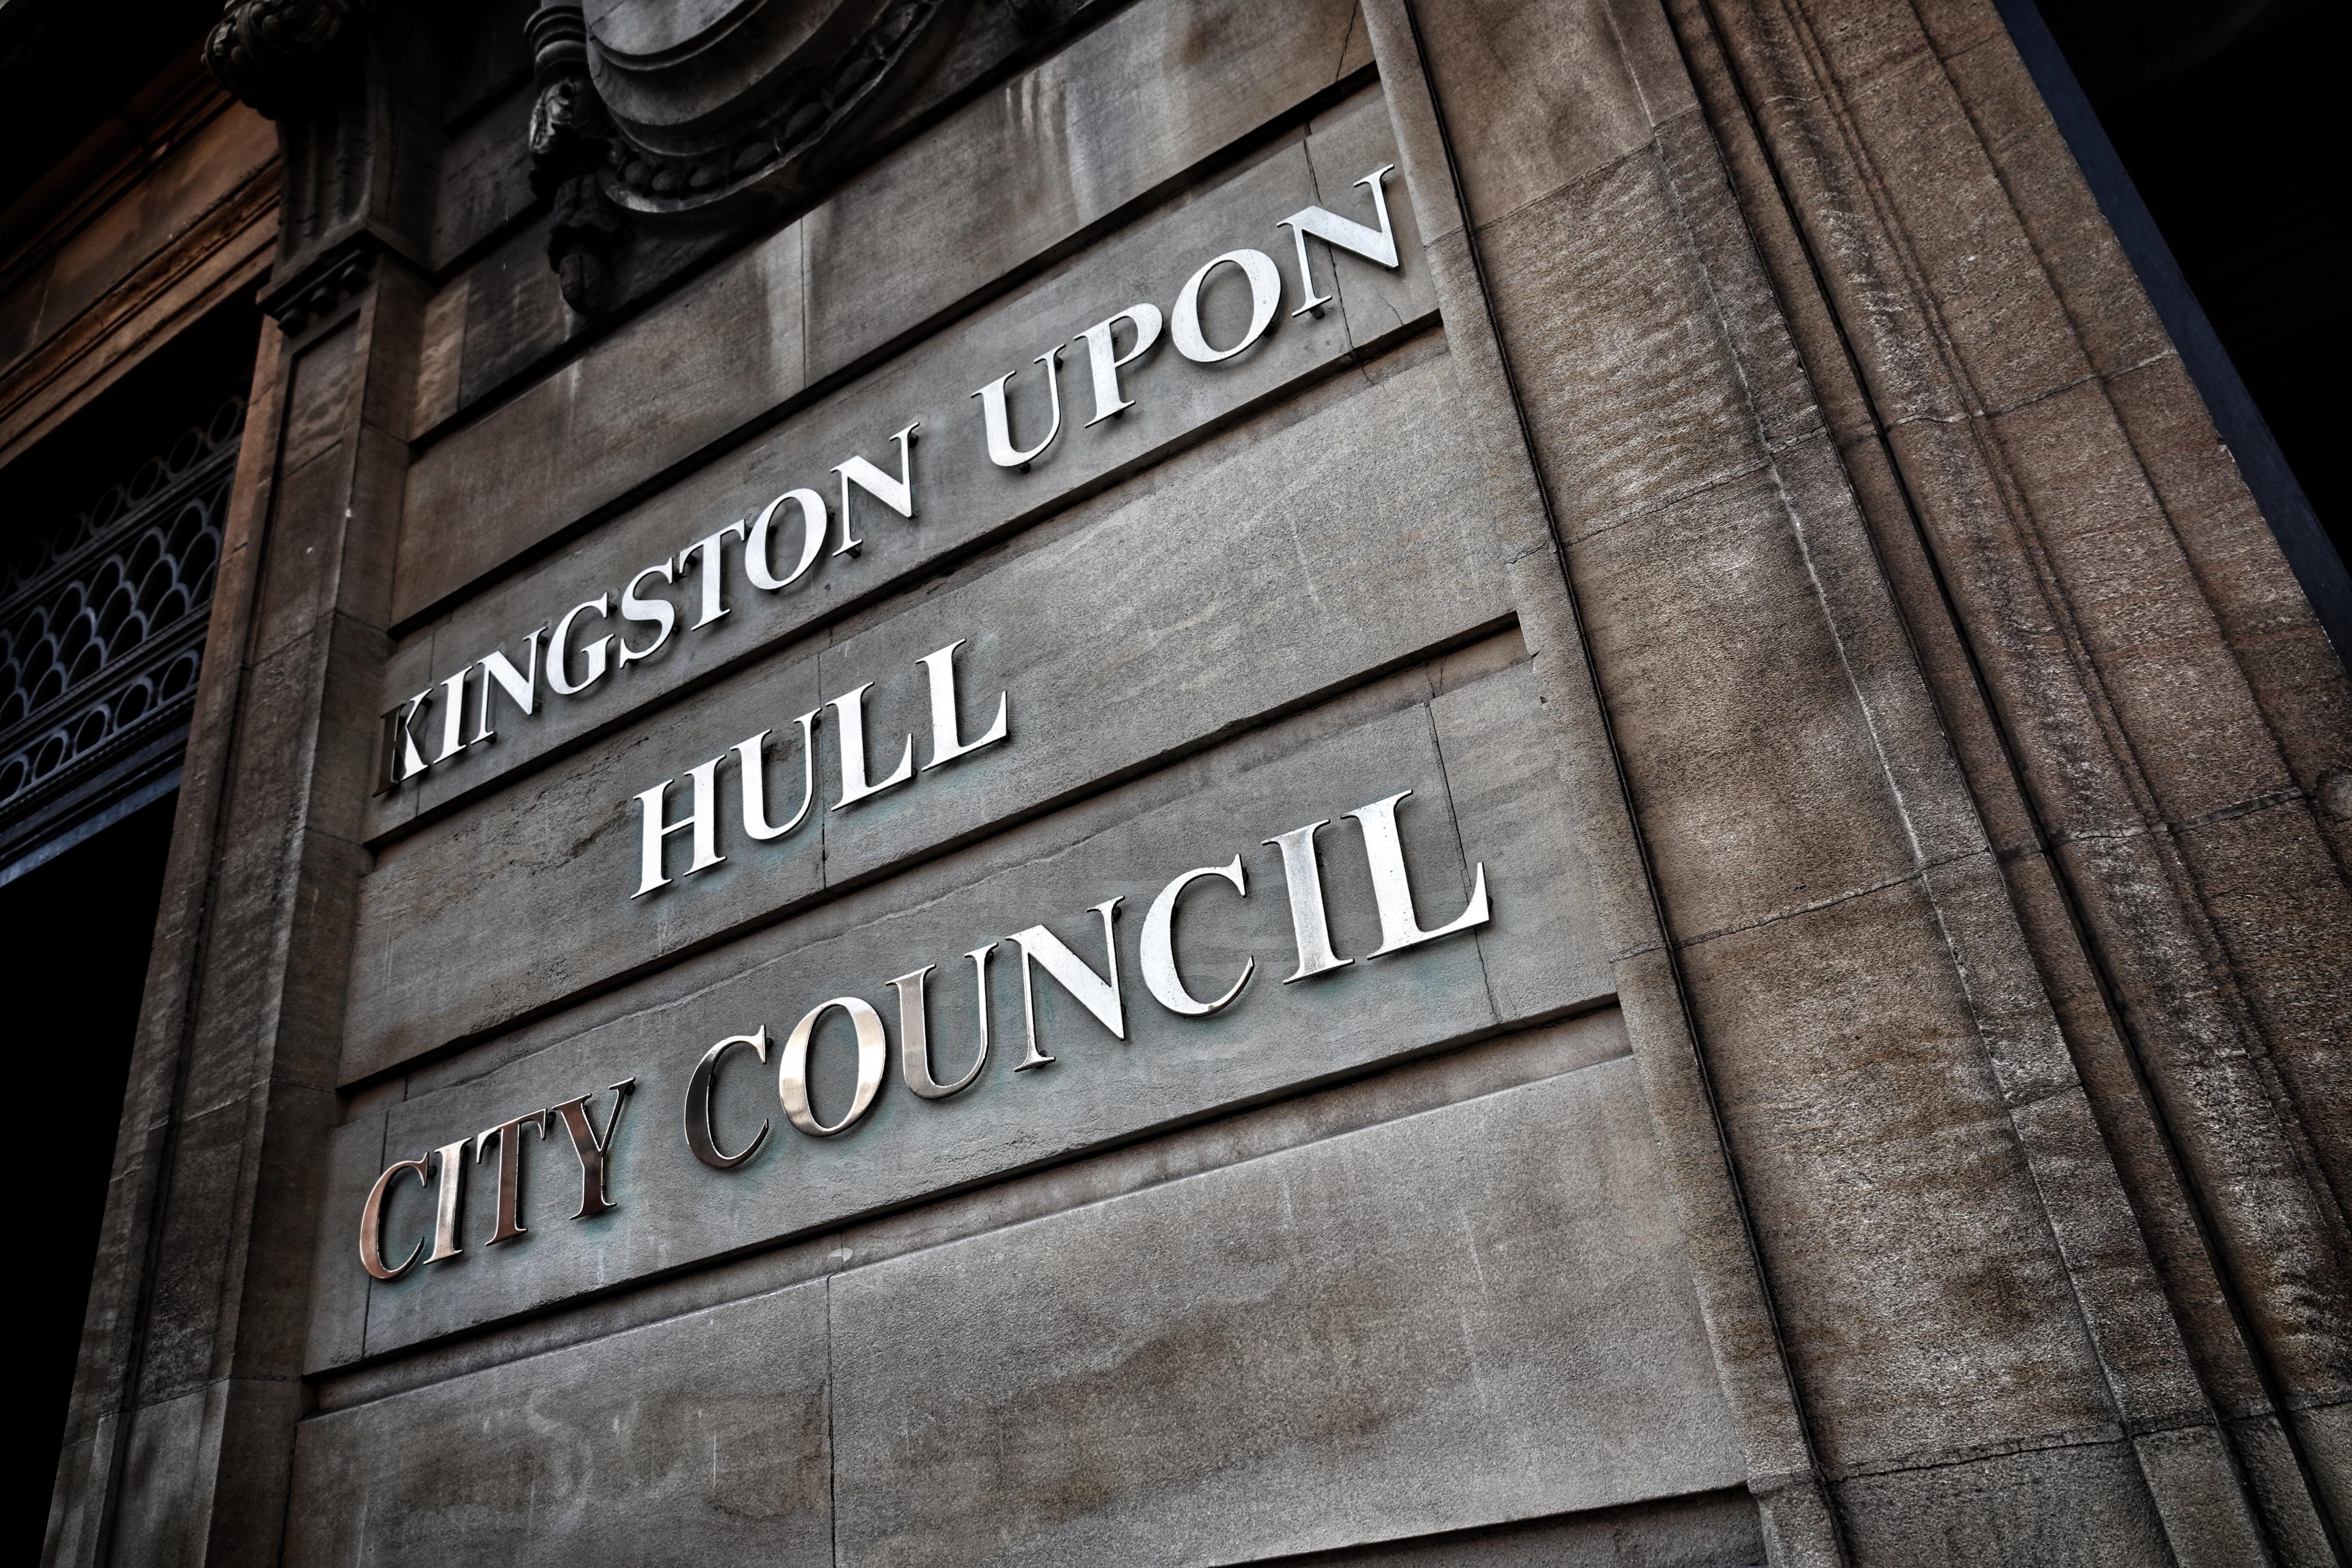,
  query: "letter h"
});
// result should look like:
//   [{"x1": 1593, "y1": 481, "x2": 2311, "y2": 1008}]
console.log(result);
[{"x1": 633, "y1": 756, "x2": 726, "y2": 897}]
